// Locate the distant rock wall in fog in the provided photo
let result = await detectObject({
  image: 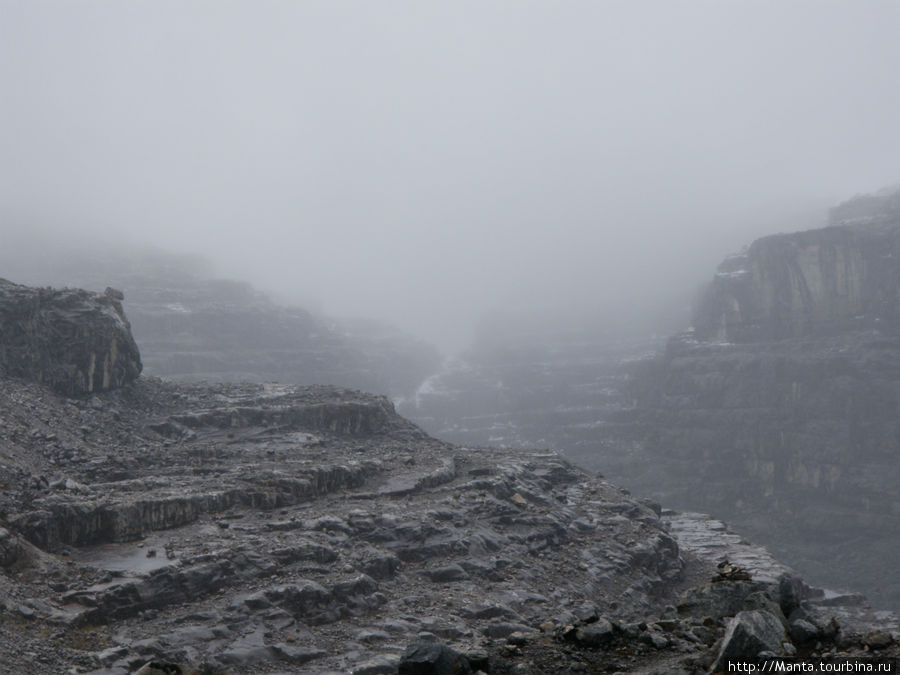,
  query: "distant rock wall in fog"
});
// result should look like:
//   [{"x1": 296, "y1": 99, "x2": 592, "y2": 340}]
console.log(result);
[
  {"x1": 402, "y1": 188, "x2": 900, "y2": 611},
  {"x1": 694, "y1": 188, "x2": 900, "y2": 343},
  {"x1": 0, "y1": 247, "x2": 440, "y2": 400}
]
